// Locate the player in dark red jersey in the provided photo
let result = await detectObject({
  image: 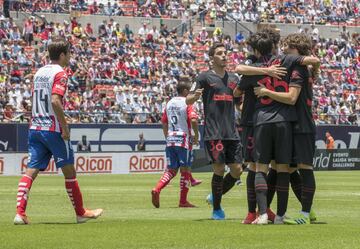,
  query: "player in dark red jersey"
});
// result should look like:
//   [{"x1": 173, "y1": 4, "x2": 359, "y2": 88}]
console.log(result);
[
  {"x1": 186, "y1": 43, "x2": 244, "y2": 220},
  {"x1": 235, "y1": 31, "x2": 320, "y2": 224},
  {"x1": 254, "y1": 33, "x2": 318, "y2": 225}
]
